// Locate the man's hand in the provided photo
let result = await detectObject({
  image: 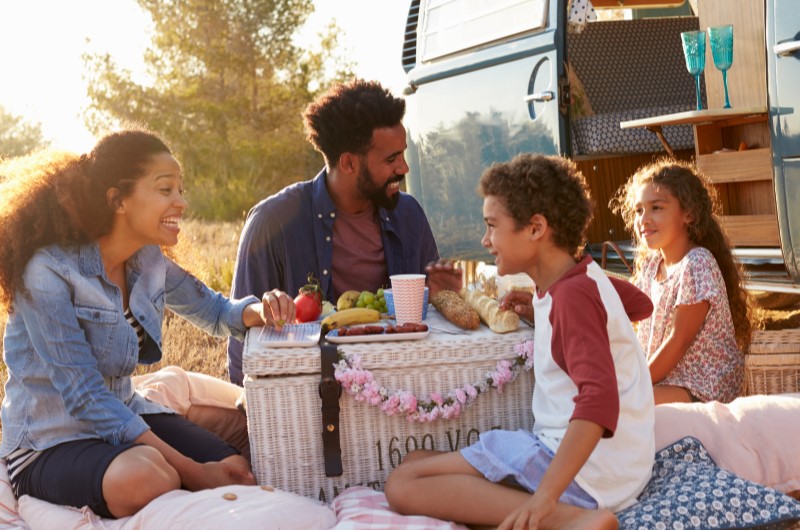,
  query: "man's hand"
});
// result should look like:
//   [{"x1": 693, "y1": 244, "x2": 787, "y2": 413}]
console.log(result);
[{"x1": 425, "y1": 259, "x2": 463, "y2": 295}]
